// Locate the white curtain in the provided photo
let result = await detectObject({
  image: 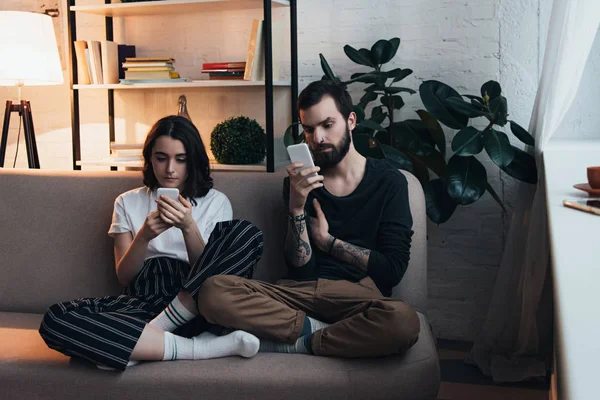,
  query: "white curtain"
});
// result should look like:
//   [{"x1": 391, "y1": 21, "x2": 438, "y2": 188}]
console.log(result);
[{"x1": 466, "y1": 0, "x2": 600, "y2": 382}]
